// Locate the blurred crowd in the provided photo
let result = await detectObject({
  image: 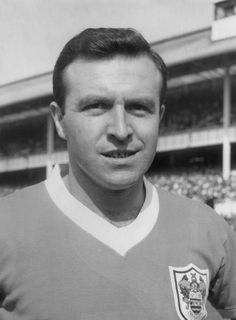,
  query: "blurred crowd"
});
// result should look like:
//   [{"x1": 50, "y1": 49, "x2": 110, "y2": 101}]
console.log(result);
[
  {"x1": 147, "y1": 168, "x2": 236, "y2": 202},
  {"x1": 0, "y1": 127, "x2": 66, "y2": 159},
  {"x1": 160, "y1": 99, "x2": 223, "y2": 135}
]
